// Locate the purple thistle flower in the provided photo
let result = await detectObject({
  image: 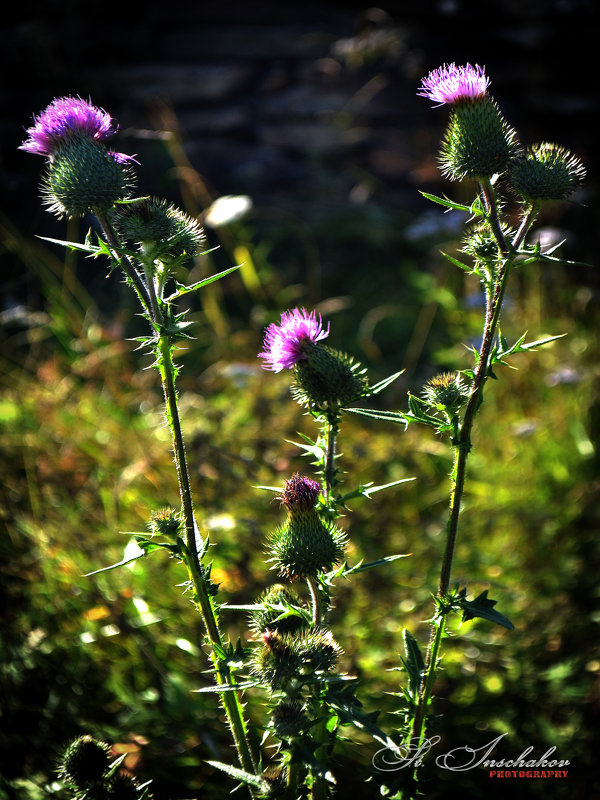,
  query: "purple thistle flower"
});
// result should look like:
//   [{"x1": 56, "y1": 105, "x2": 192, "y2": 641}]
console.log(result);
[
  {"x1": 279, "y1": 473, "x2": 322, "y2": 512},
  {"x1": 418, "y1": 63, "x2": 489, "y2": 106},
  {"x1": 19, "y1": 96, "x2": 119, "y2": 158},
  {"x1": 258, "y1": 307, "x2": 329, "y2": 372}
]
